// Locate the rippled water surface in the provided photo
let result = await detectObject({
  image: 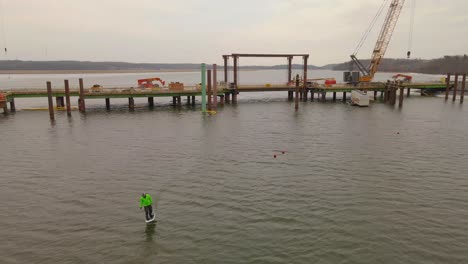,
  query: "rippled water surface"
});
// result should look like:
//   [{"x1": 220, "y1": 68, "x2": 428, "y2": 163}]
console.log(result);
[{"x1": 1, "y1": 71, "x2": 468, "y2": 263}]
